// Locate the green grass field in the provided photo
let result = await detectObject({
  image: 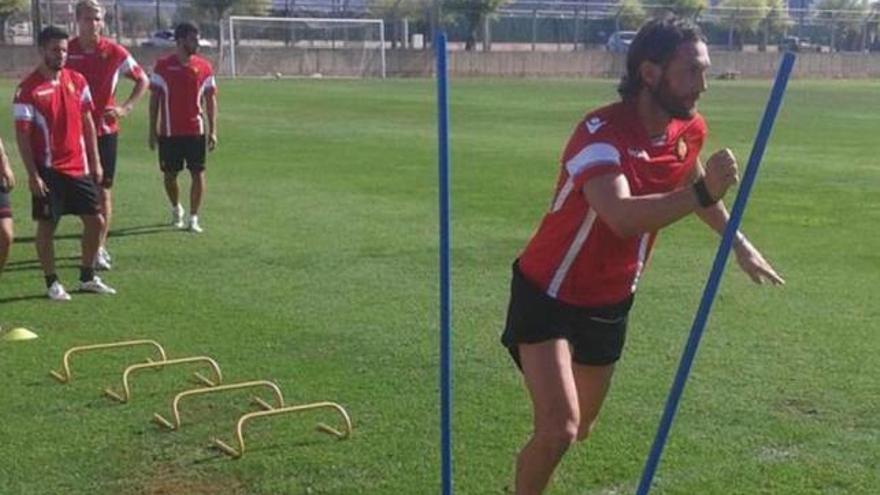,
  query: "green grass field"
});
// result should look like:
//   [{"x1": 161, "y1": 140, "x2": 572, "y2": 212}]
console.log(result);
[{"x1": 0, "y1": 76, "x2": 878, "y2": 495}]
